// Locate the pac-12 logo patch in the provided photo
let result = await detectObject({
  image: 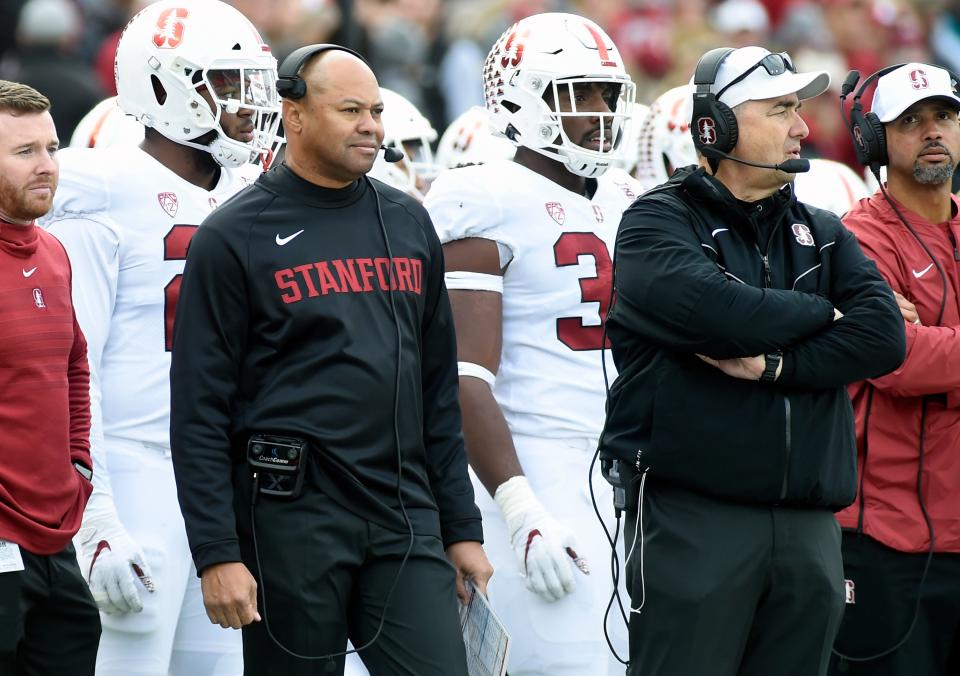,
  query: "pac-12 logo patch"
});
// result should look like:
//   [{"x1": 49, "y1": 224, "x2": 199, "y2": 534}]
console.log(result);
[
  {"x1": 158, "y1": 192, "x2": 179, "y2": 218},
  {"x1": 545, "y1": 202, "x2": 566, "y2": 225},
  {"x1": 697, "y1": 117, "x2": 716, "y2": 146},
  {"x1": 791, "y1": 223, "x2": 815, "y2": 246}
]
